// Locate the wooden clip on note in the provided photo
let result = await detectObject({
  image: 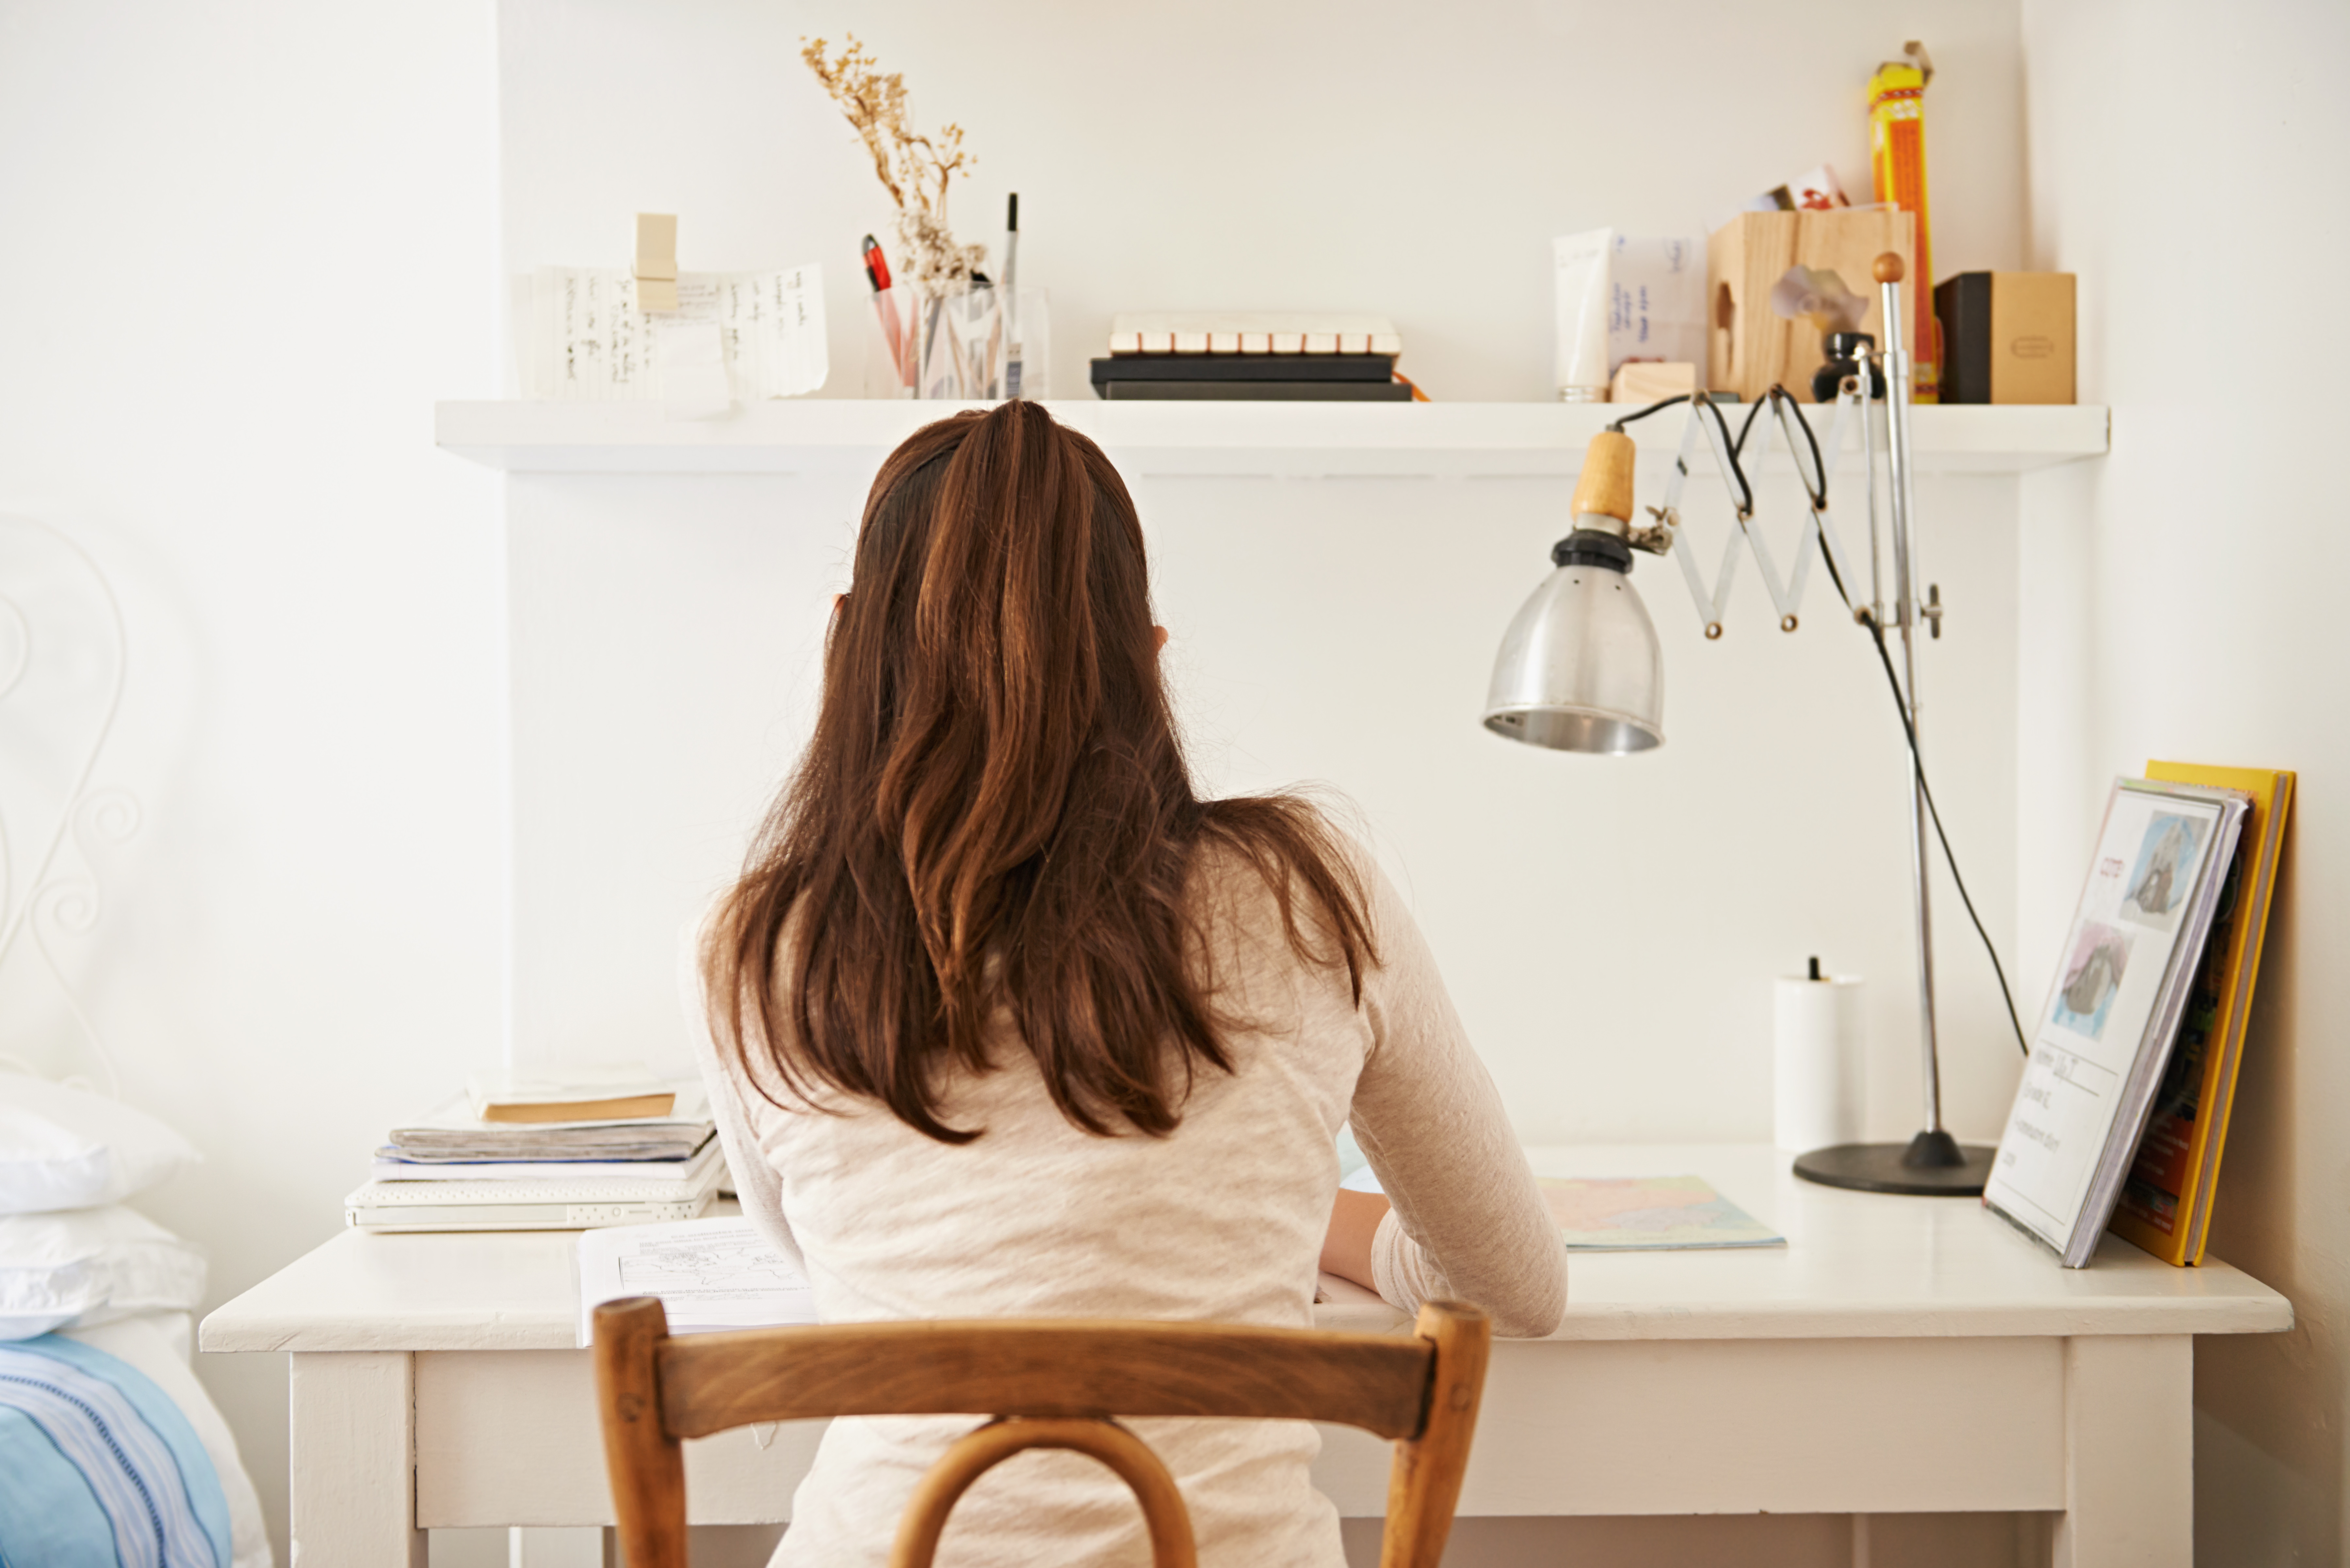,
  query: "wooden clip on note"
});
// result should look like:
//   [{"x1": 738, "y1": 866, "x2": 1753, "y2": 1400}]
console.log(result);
[{"x1": 634, "y1": 213, "x2": 679, "y2": 313}]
